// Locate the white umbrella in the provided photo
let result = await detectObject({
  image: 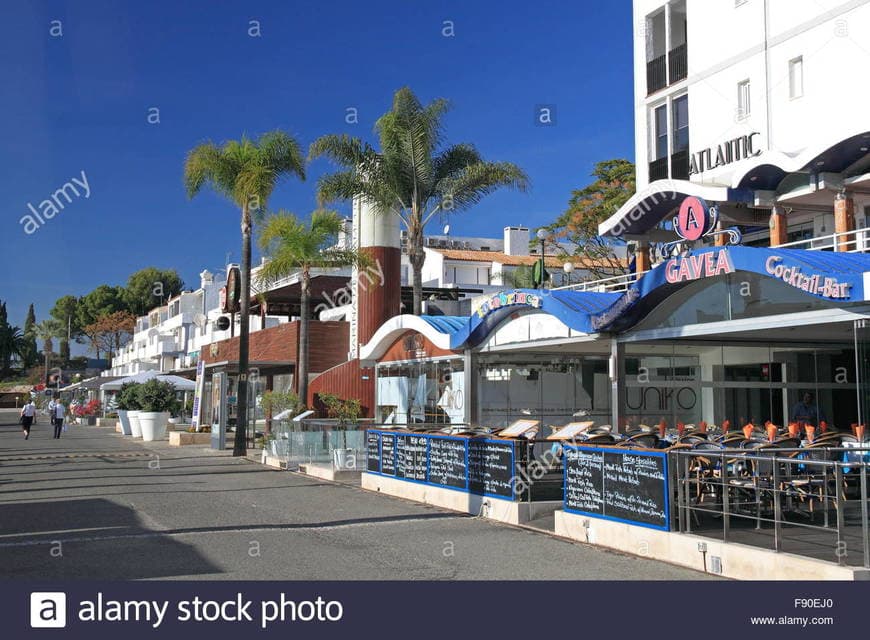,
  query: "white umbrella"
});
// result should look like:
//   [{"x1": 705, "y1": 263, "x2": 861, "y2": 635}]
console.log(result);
[{"x1": 100, "y1": 370, "x2": 196, "y2": 391}]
